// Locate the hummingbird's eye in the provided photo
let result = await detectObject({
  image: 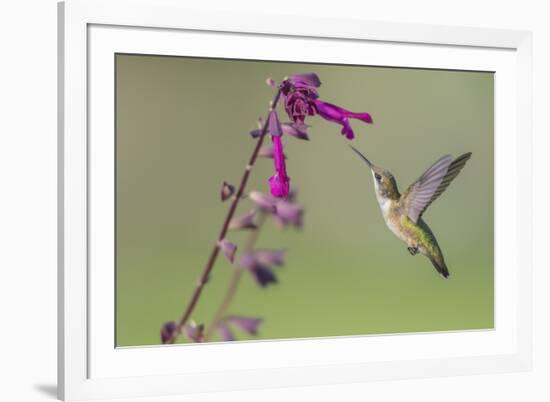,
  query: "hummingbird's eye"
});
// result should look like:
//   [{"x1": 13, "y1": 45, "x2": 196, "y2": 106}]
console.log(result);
[{"x1": 374, "y1": 173, "x2": 382, "y2": 182}]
